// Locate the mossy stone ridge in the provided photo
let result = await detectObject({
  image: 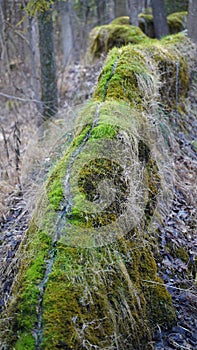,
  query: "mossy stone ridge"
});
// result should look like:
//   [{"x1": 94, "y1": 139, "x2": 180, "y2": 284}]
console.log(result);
[
  {"x1": 0, "y1": 33, "x2": 194, "y2": 350},
  {"x1": 86, "y1": 12, "x2": 189, "y2": 62}
]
